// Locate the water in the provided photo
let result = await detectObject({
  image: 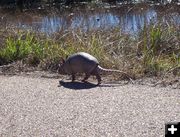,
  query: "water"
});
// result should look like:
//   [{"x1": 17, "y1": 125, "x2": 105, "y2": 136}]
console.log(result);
[{"x1": 0, "y1": 4, "x2": 179, "y2": 35}]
